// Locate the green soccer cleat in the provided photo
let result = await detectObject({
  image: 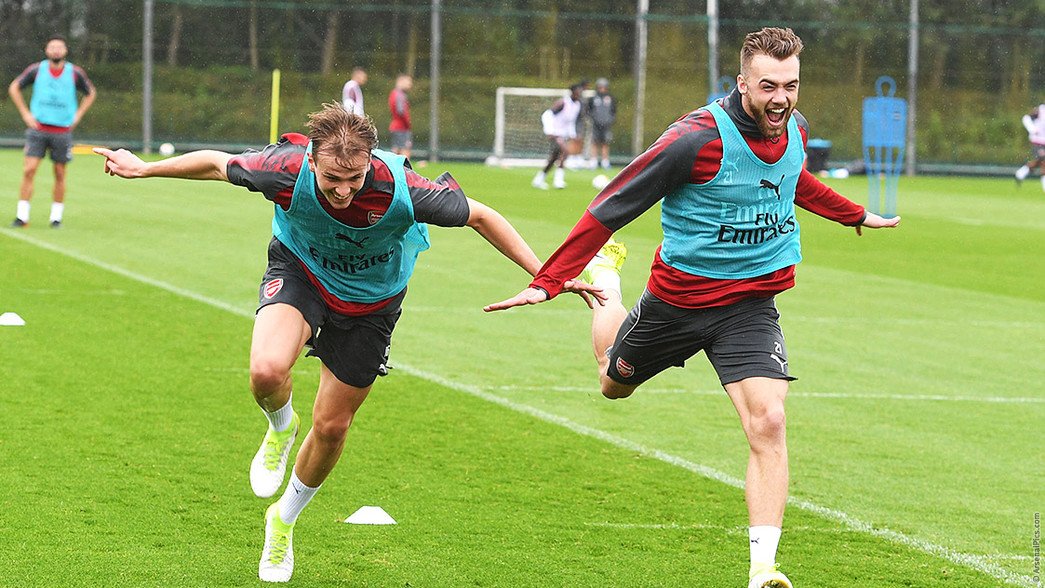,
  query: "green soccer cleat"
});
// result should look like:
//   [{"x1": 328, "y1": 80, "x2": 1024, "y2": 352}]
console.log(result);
[
  {"x1": 249, "y1": 412, "x2": 300, "y2": 498},
  {"x1": 748, "y1": 563, "x2": 793, "y2": 588},
  {"x1": 582, "y1": 238, "x2": 627, "y2": 284},
  {"x1": 259, "y1": 504, "x2": 295, "y2": 583}
]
